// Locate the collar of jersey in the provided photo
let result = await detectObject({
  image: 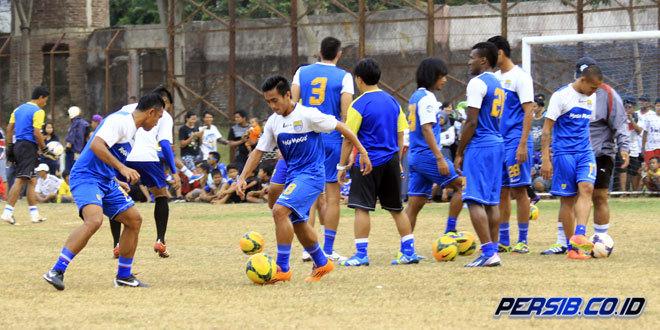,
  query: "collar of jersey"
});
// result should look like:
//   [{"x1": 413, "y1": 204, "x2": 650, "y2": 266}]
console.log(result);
[
  {"x1": 361, "y1": 89, "x2": 382, "y2": 94},
  {"x1": 316, "y1": 61, "x2": 336, "y2": 67},
  {"x1": 27, "y1": 101, "x2": 39, "y2": 107}
]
